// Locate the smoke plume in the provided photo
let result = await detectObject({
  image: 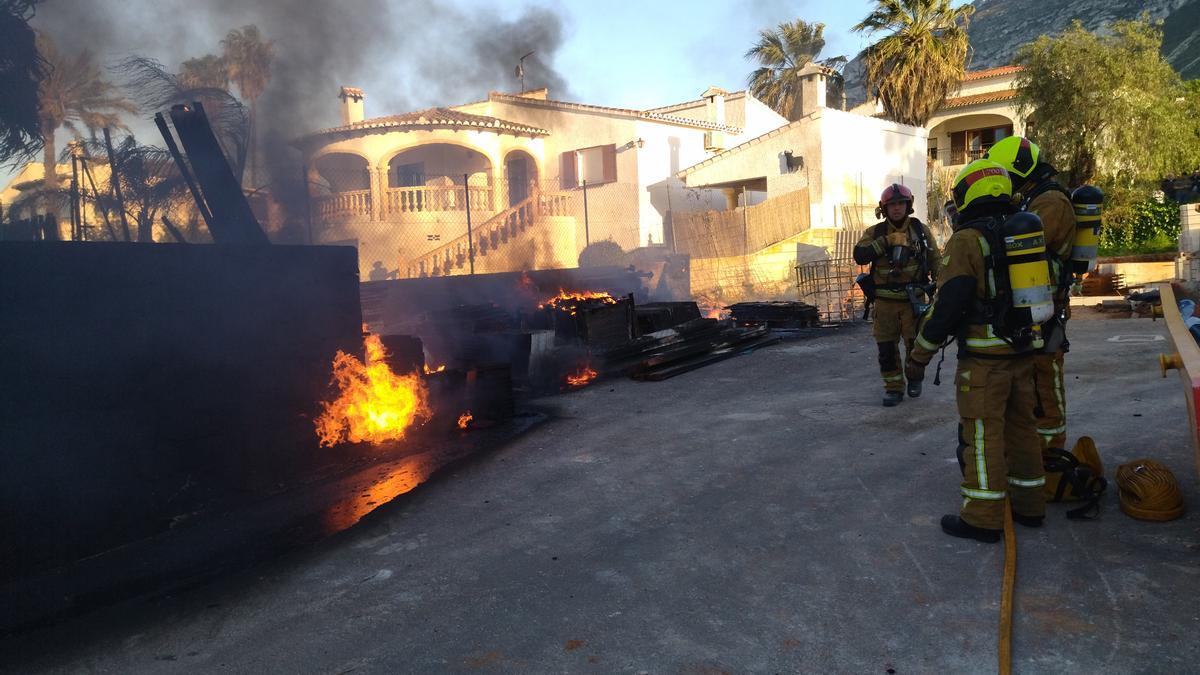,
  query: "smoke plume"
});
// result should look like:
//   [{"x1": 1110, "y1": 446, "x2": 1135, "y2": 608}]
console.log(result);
[{"x1": 31, "y1": 0, "x2": 572, "y2": 227}]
